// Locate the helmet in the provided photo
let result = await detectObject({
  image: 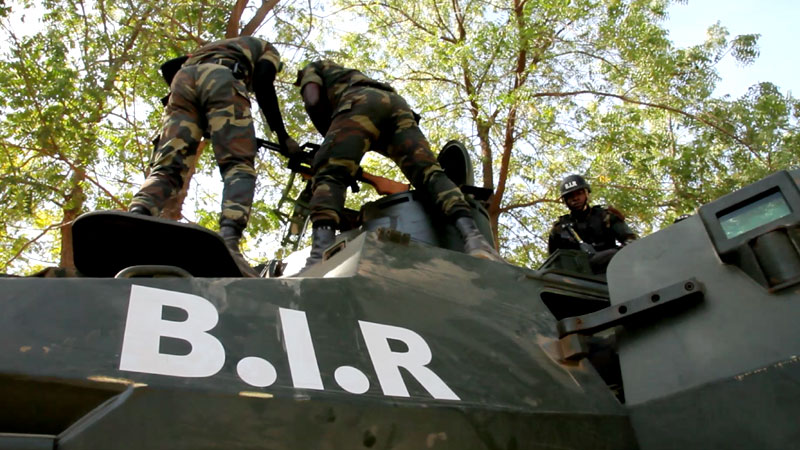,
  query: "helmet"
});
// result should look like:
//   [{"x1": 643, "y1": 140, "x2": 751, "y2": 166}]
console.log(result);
[{"x1": 559, "y1": 174, "x2": 591, "y2": 198}]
